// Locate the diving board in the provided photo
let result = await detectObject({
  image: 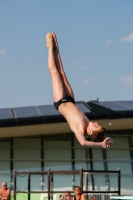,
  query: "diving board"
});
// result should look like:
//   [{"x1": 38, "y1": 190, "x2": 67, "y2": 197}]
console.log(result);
[{"x1": 111, "y1": 196, "x2": 133, "y2": 200}]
